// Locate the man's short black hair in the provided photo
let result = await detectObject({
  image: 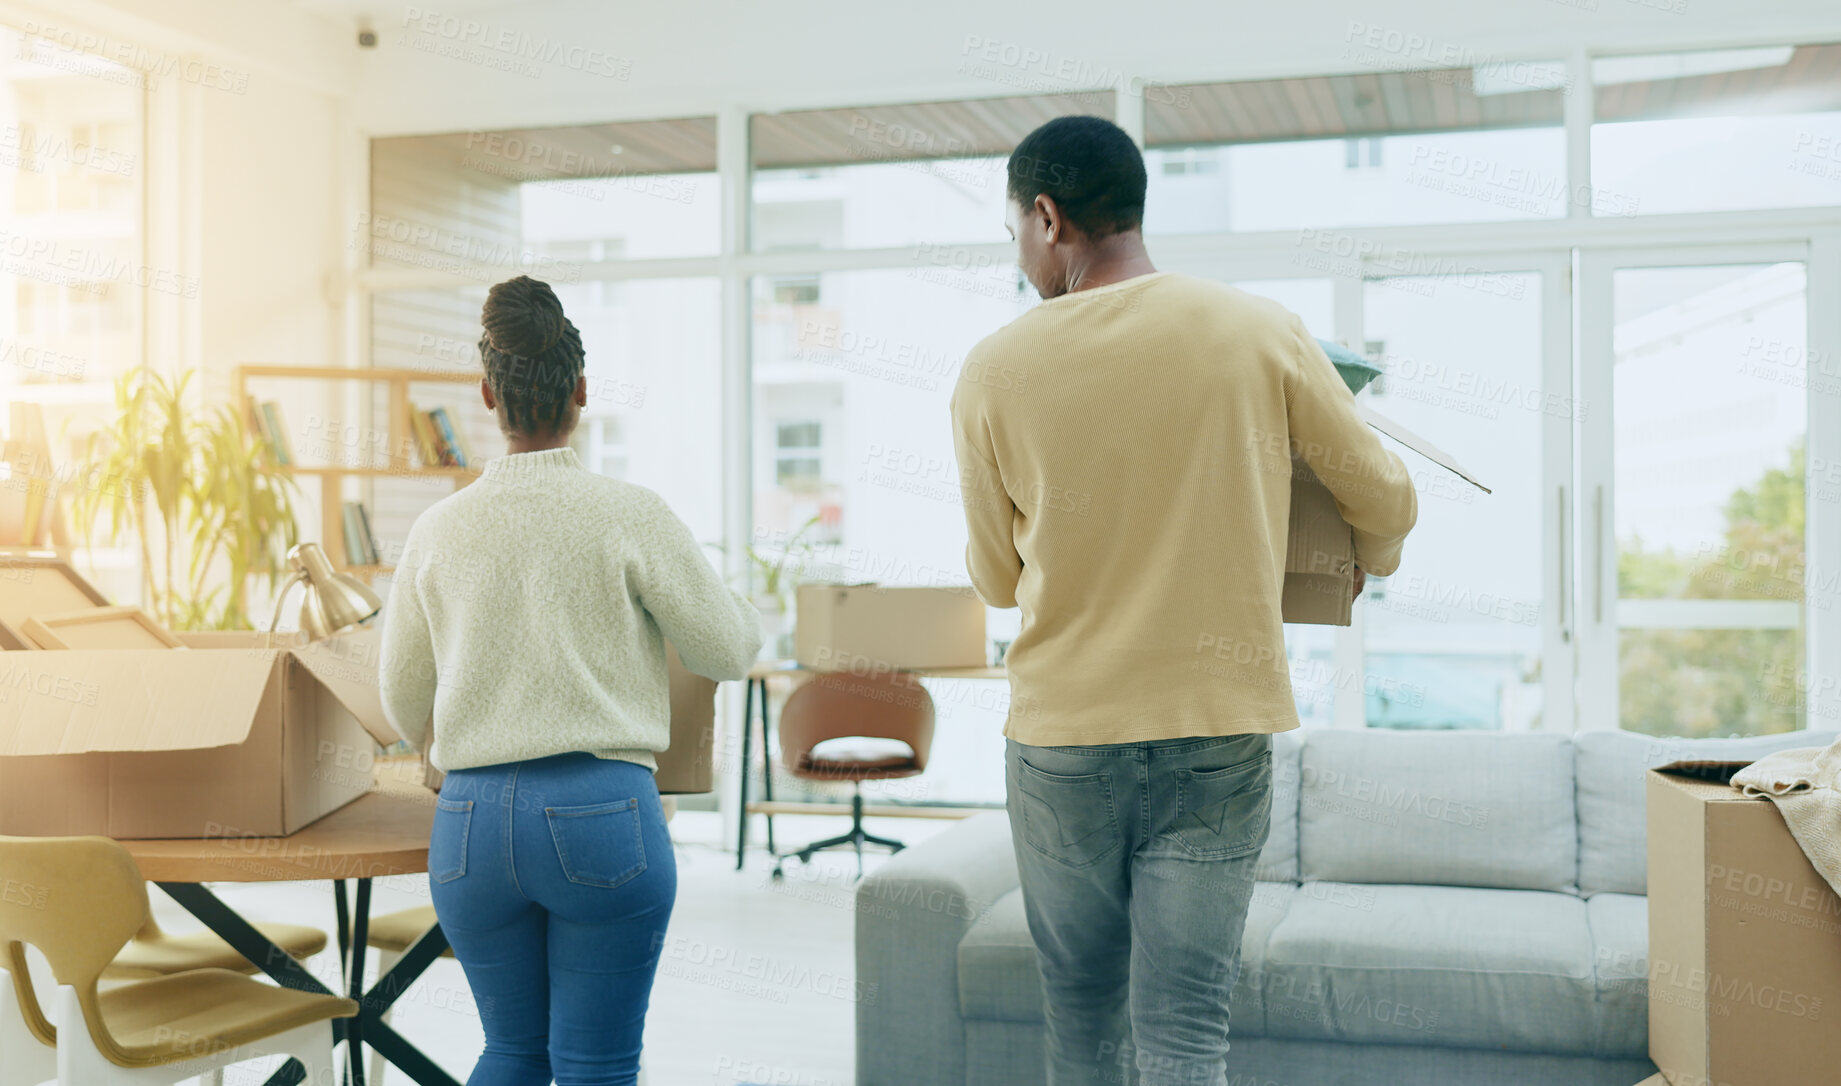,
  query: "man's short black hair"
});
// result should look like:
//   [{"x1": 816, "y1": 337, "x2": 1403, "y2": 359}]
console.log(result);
[{"x1": 1006, "y1": 115, "x2": 1146, "y2": 239}]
